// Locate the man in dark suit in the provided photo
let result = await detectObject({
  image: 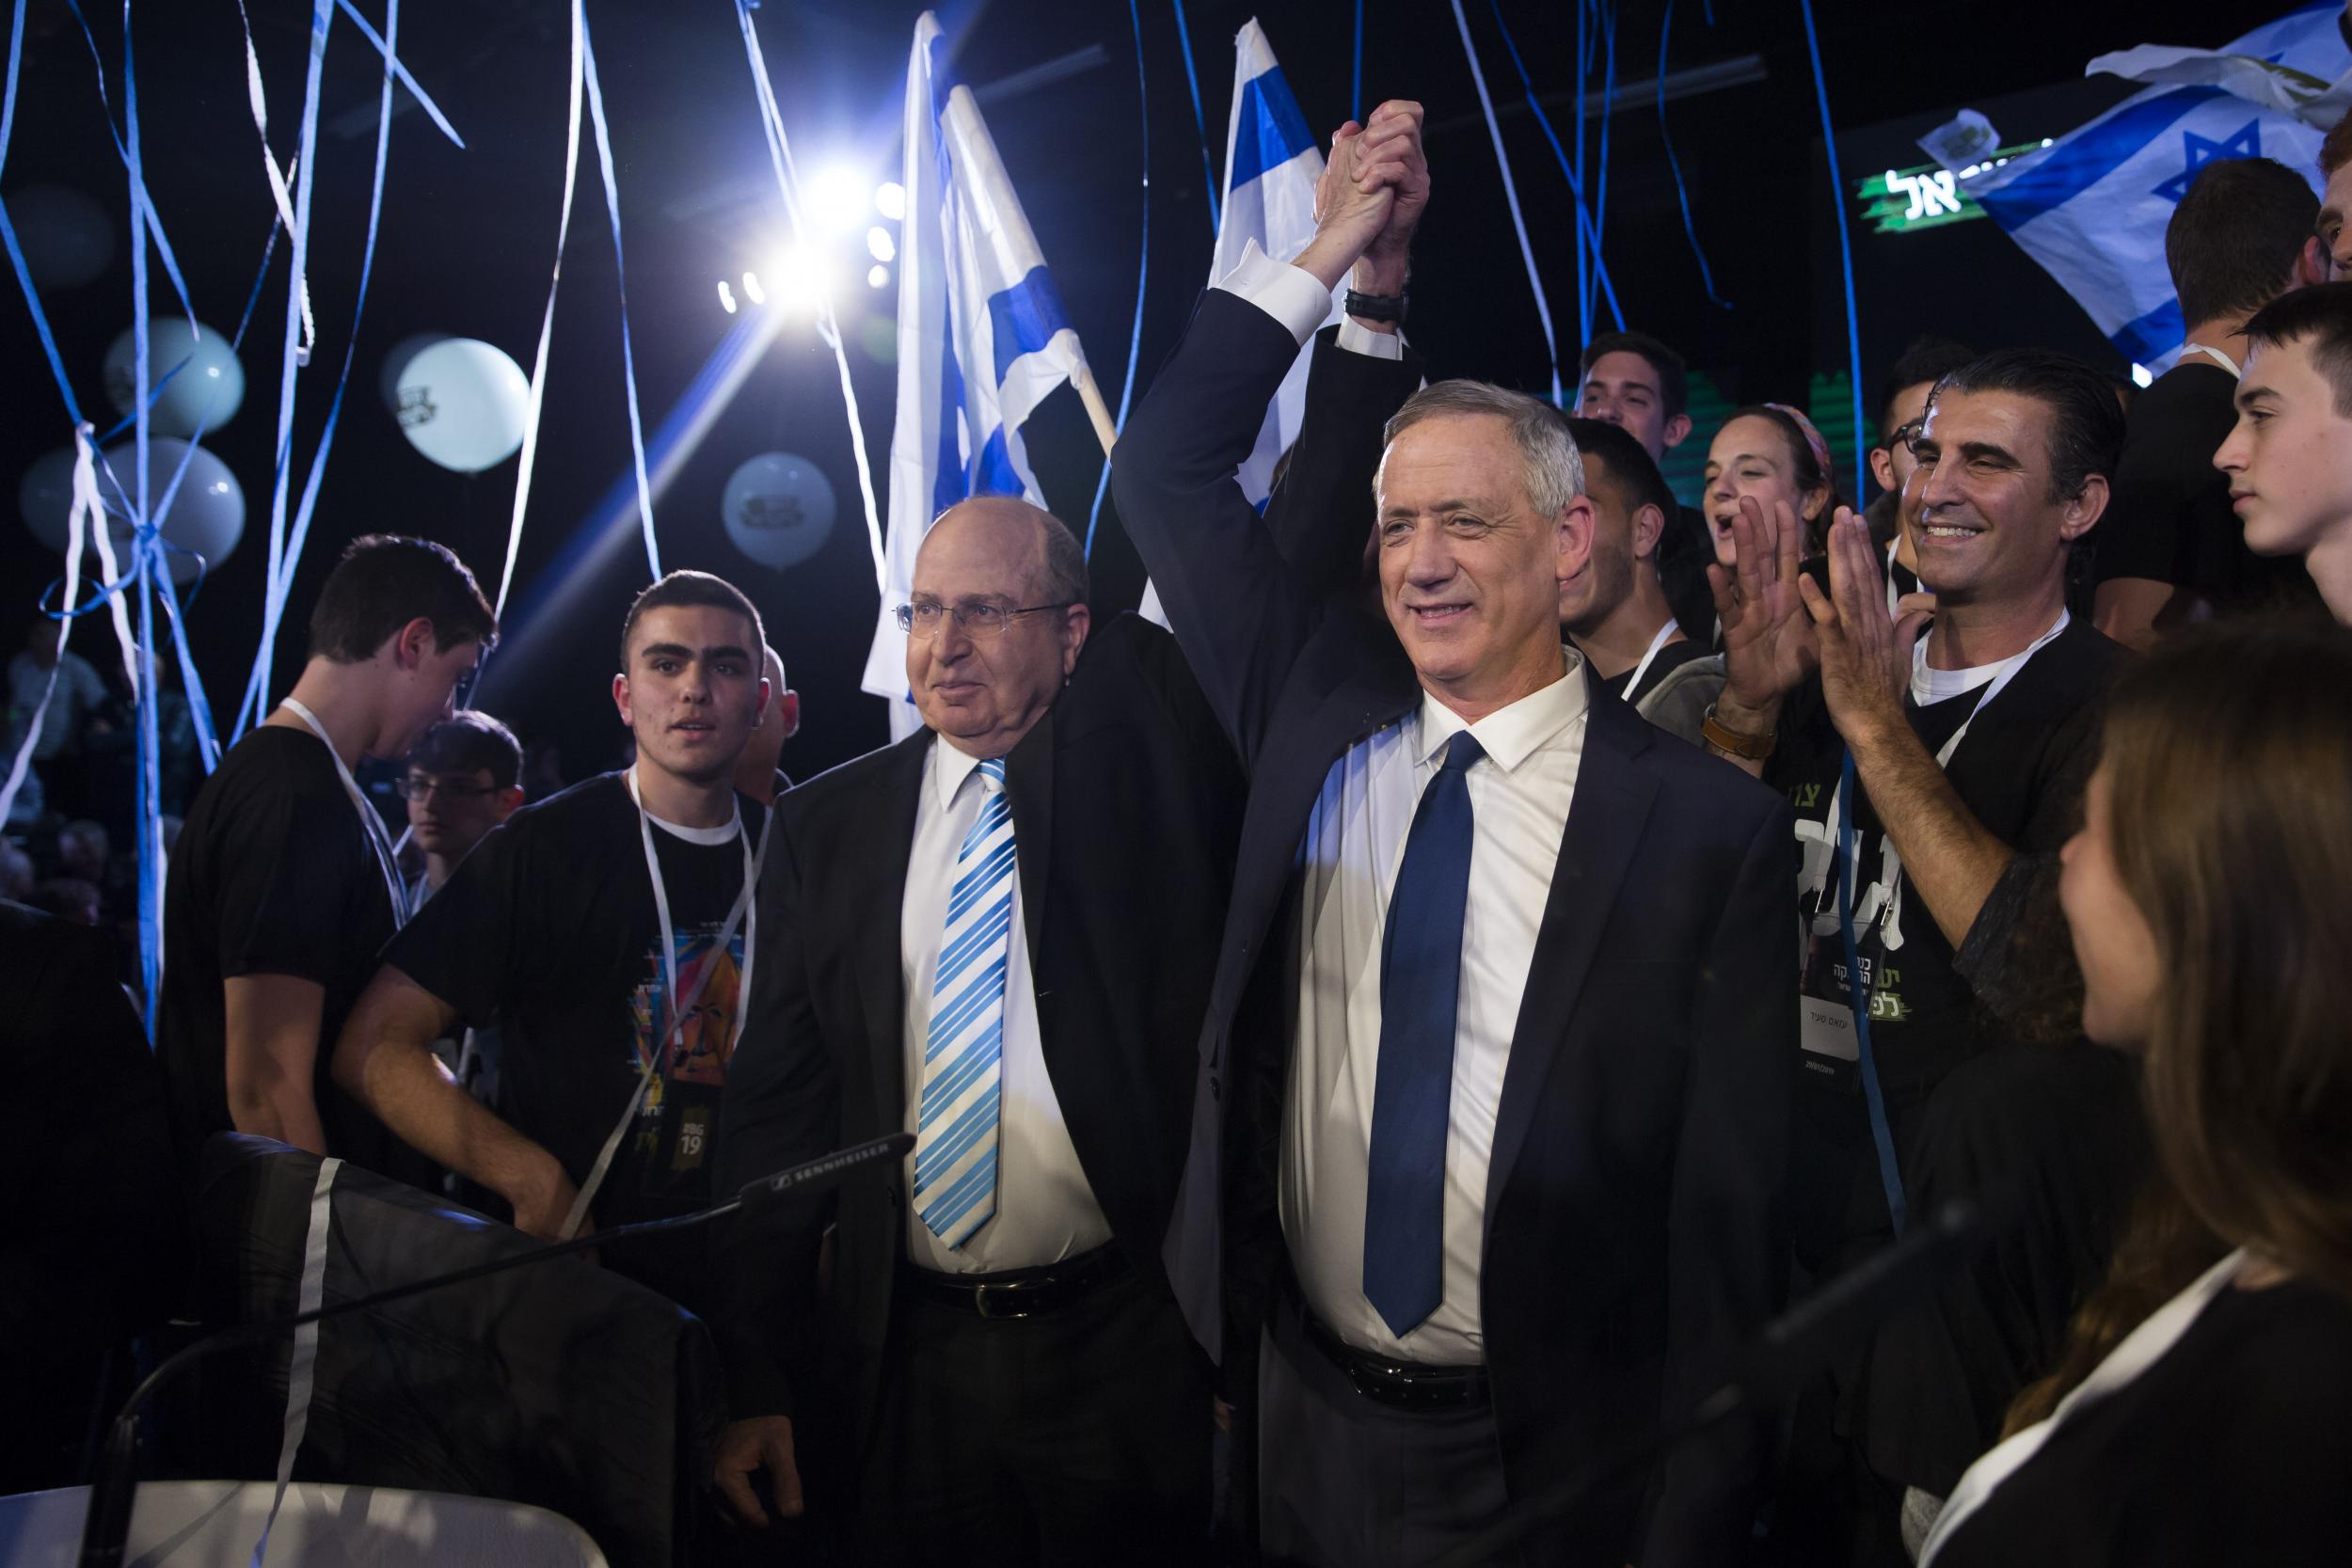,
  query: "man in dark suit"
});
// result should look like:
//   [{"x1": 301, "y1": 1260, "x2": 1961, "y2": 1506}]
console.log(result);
[
  {"x1": 707, "y1": 113, "x2": 1428, "y2": 1563},
  {"x1": 1112, "y1": 110, "x2": 1795, "y2": 1568}
]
